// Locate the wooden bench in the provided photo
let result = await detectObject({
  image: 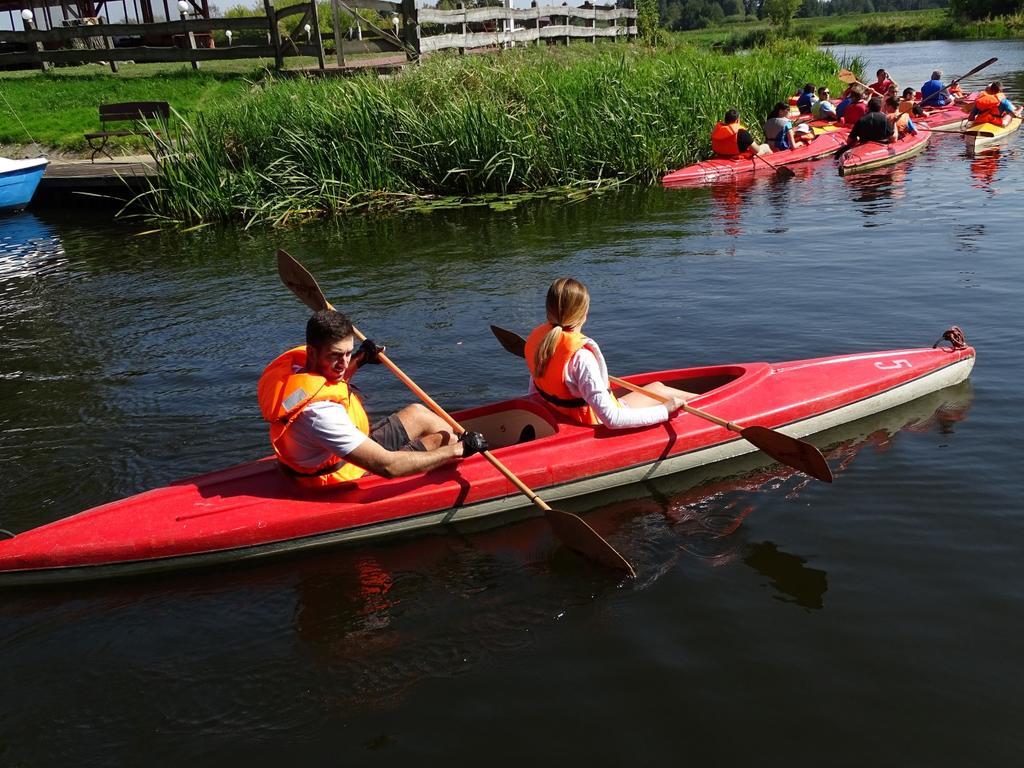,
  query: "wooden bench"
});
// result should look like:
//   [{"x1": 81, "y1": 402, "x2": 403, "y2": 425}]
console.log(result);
[{"x1": 84, "y1": 101, "x2": 170, "y2": 162}]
